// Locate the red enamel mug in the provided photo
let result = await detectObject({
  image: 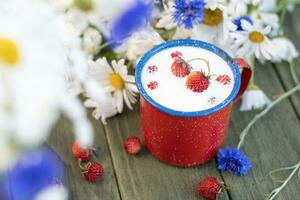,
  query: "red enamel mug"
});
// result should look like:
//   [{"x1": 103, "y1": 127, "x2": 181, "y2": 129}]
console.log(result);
[{"x1": 136, "y1": 40, "x2": 251, "y2": 167}]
